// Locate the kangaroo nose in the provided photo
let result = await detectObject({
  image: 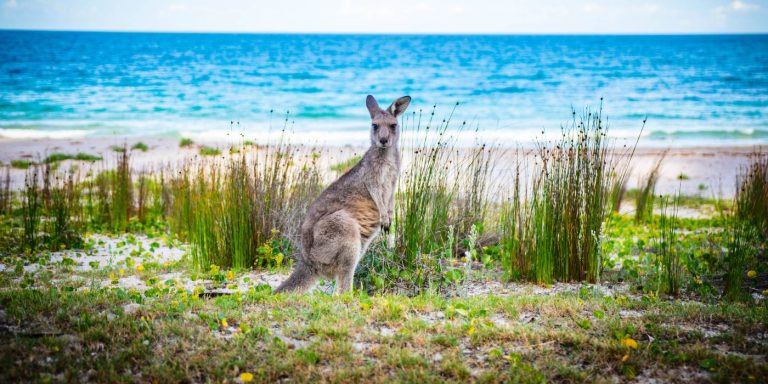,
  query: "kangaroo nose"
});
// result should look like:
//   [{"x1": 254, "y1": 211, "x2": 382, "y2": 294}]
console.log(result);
[{"x1": 379, "y1": 137, "x2": 389, "y2": 145}]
